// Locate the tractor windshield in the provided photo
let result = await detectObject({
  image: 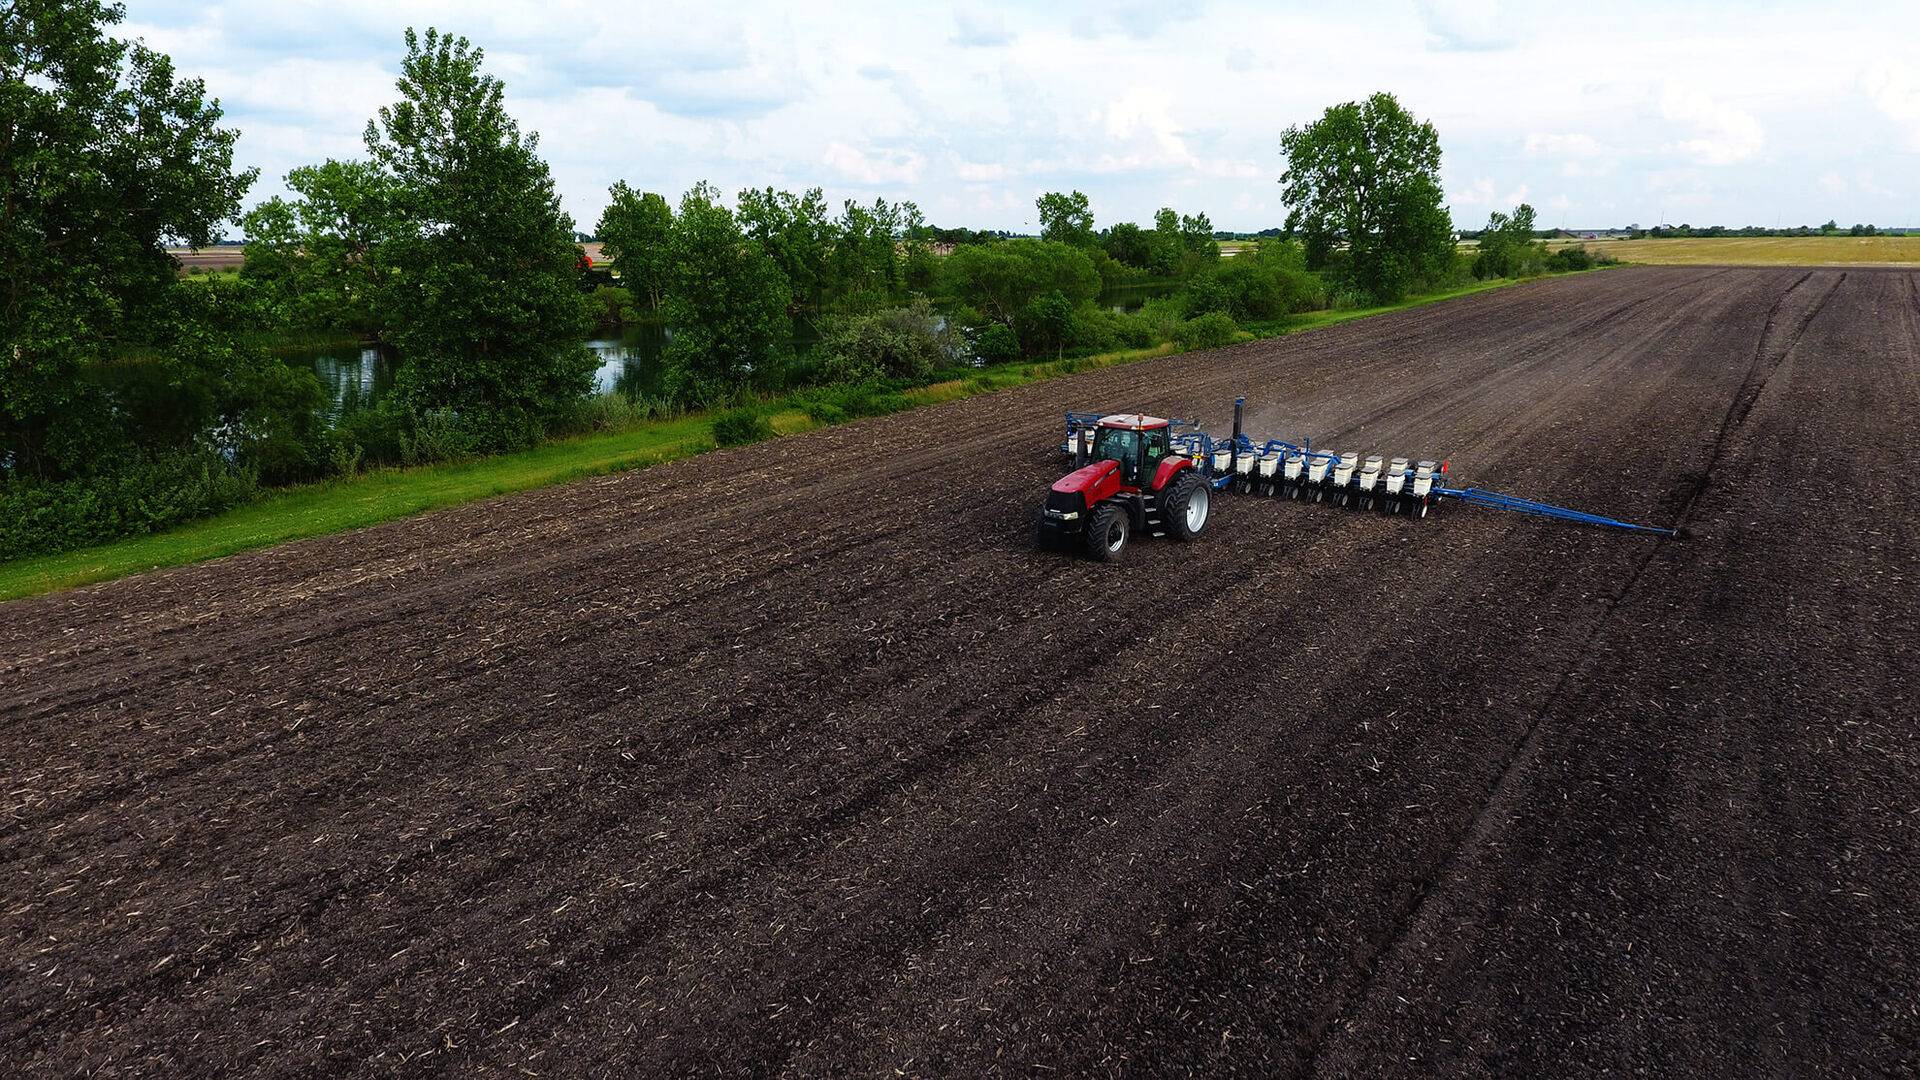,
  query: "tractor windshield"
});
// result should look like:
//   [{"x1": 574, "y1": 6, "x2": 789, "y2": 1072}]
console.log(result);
[{"x1": 1093, "y1": 427, "x2": 1143, "y2": 483}]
